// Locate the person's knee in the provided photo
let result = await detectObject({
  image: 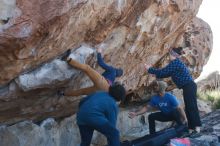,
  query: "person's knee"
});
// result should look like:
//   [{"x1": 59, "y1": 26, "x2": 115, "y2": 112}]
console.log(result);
[
  {"x1": 171, "y1": 109, "x2": 179, "y2": 115},
  {"x1": 148, "y1": 114, "x2": 154, "y2": 121},
  {"x1": 81, "y1": 64, "x2": 92, "y2": 71}
]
